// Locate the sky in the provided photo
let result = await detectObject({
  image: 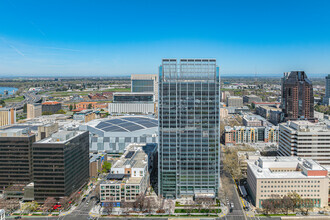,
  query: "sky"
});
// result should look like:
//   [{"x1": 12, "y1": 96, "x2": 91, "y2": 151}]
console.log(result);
[{"x1": 0, "y1": 0, "x2": 330, "y2": 77}]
